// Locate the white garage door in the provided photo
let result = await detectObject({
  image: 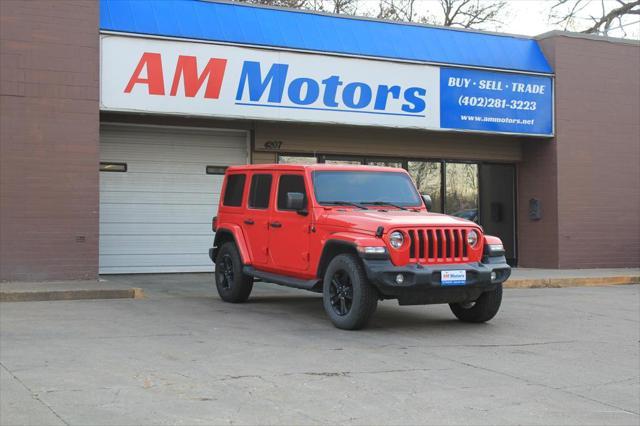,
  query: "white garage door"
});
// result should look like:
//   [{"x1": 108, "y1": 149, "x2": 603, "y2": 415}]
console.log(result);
[{"x1": 99, "y1": 124, "x2": 248, "y2": 274}]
